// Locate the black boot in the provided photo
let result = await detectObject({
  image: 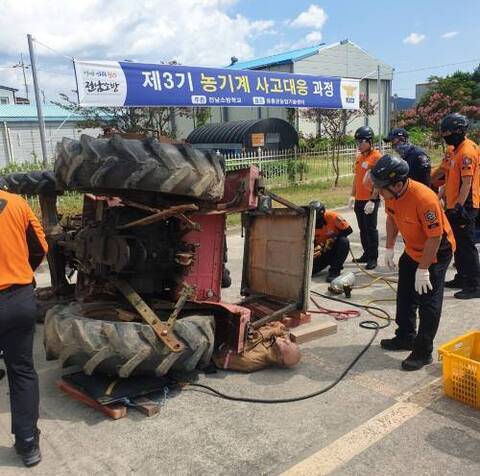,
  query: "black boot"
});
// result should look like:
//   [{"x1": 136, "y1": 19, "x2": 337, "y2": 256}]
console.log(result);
[
  {"x1": 352, "y1": 254, "x2": 368, "y2": 263},
  {"x1": 15, "y1": 429, "x2": 41, "y2": 468},
  {"x1": 380, "y1": 336, "x2": 414, "y2": 351},
  {"x1": 454, "y1": 287, "x2": 480, "y2": 300},
  {"x1": 401, "y1": 352, "x2": 433, "y2": 371},
  {"x1": 365, "y1": 259, "x2": 377, "y2": 270},
  {"x1": 444, "y1": 275, "x2": 465, "y2": 289}
]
